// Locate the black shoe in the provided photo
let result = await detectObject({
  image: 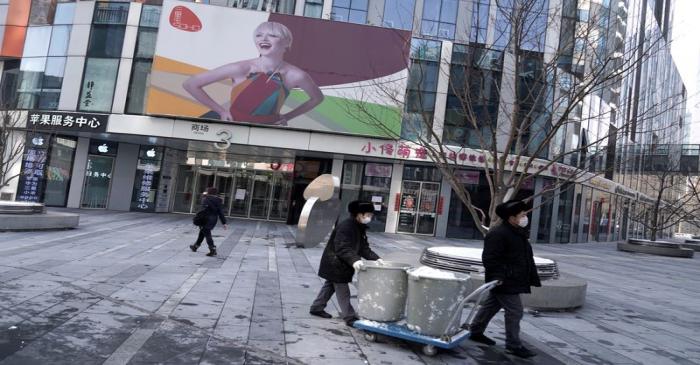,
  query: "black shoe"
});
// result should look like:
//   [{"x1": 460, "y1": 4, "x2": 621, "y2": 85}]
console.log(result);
[
  {"x1": 309, "y1": 310, "x2": 332, "y2": 319},
  {"x1": 189, "y1": 245, "x2": 198, "y2": 252},
  {"x1": 206, "y1": 249, "x2": 217, "y2": 257},
  {"x1": 506, "y1": 346, "x2": 537, "y2": 358},
  {"x1": 469, "y1": 333, "x2": 496, "y2": 346},
  {"x1": 345, "y1": 316, "x2": 359, "y2": 327}
]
